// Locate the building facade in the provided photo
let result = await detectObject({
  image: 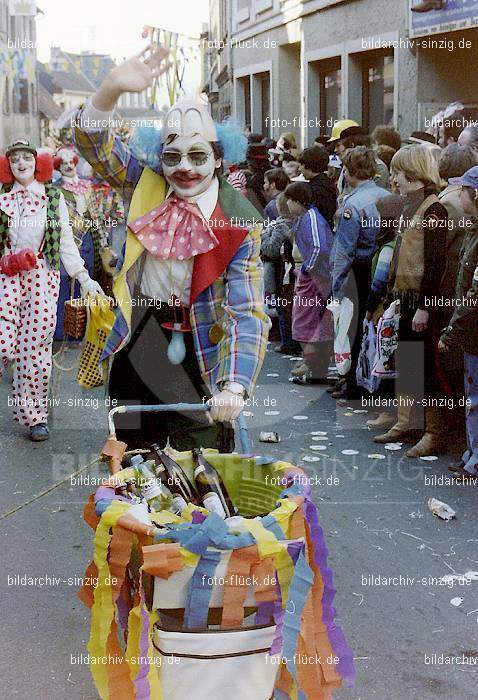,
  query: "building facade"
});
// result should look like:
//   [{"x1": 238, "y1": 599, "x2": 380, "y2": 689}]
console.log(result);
[
  {"x1": 0, "y1": 0, "x2": 40, "y2": 148},
  {"x1": 217, "y1": 0, "x2": 478, "y2": 146}
]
